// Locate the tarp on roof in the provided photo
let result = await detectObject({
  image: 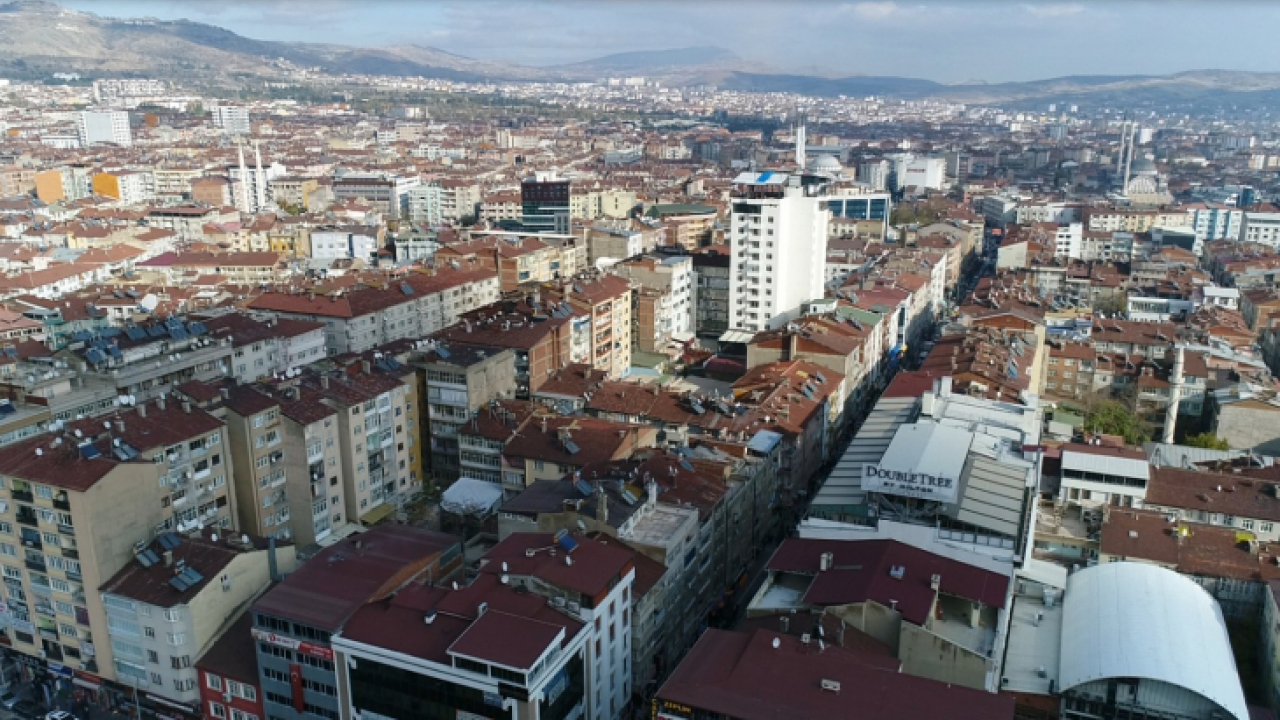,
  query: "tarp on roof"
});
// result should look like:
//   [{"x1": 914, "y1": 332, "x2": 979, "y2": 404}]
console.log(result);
[{"x1": 441, "y1": 477, "x2": 504, "y2": 517}]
